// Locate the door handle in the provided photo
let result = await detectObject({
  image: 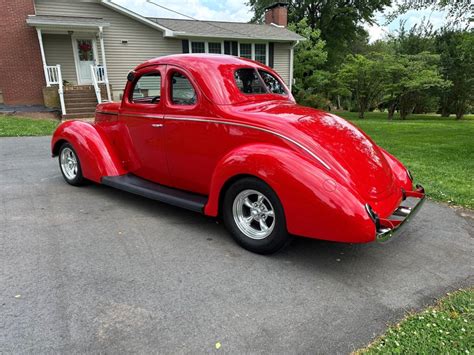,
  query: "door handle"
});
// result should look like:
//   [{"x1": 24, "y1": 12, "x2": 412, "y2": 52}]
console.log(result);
[{"x1": 151, "y1": 123, "x2": 163, "y2": 128}]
